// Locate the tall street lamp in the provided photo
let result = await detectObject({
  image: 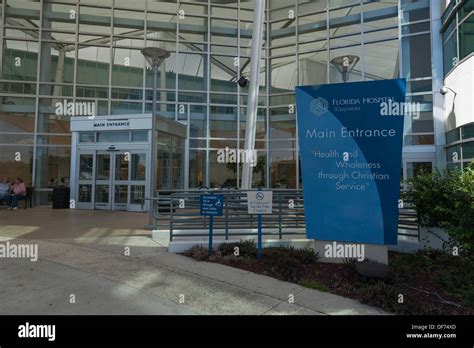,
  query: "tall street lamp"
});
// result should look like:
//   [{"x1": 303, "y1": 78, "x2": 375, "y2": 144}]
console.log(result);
[{"x1": 141, "y1": 47, "x2": 170, "y2": 229}]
